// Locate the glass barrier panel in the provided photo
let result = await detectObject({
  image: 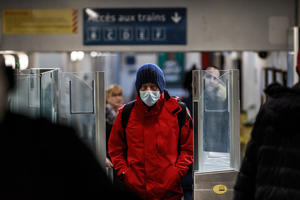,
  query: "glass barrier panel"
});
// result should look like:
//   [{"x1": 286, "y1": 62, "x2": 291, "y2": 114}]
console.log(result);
[
  {"x1": 10, "y1": 68, "x2": 59, "y2": 121},
  {"x1": 193, "y1": 69, "x2": 240, "y2": 173},
  {"x1": 40, "y1": 69, "x2": 59, "y2": 122},
  {"x1": 9, "y1": 74, "x2": 40, "y2": 118},
  {"x1": 58, "y1": 72, "x2": 96, "y2": 151},
  {"x1": 202, "y1": 70, "x2": 230, "y2": 172}
]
